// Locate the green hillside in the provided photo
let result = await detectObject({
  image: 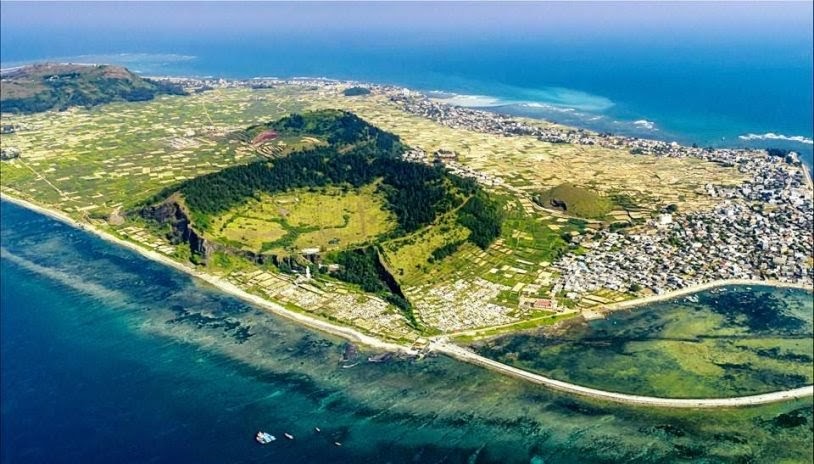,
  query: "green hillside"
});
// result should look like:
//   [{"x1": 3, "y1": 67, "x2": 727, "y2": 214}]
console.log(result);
[
  {"x1": 142, "y1": 110, "x2": 503, "y2": 322},
  {"x1": 0, "y1": 63, "x2": 184, "y2": 113},
  {"x1": 534, "y1": 183, "x2": 614, "y2": 219}
]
